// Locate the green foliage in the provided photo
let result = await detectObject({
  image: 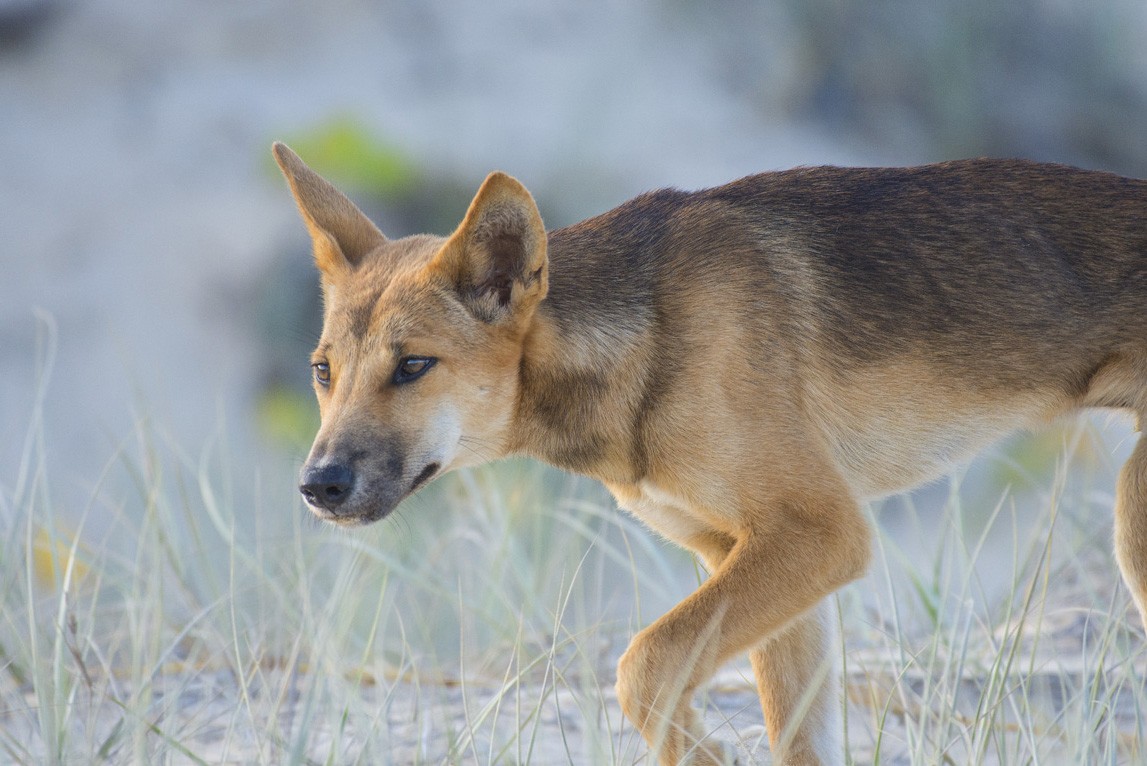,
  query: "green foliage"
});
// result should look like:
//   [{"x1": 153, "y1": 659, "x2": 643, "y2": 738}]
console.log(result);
[
  {"x1": 280, "y1": 116, "x2": 420, "y2": 198},
  {"x1": 255, "y1": 384, "x2": 319, "y2": 453}
]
